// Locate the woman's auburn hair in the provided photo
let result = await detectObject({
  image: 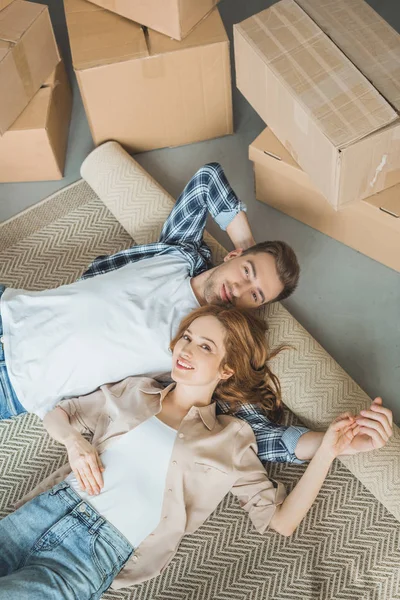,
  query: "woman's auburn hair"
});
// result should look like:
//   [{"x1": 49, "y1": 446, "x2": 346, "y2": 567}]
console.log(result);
[{"x1": 170, "y1": 304, "x2": 285, "y2": 423}]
